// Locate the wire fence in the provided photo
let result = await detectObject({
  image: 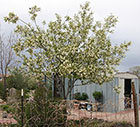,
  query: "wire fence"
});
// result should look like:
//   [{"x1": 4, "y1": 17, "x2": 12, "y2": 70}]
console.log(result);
[{"x1": 67, "y1": 97, "x2": 139, "y2": 126}]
